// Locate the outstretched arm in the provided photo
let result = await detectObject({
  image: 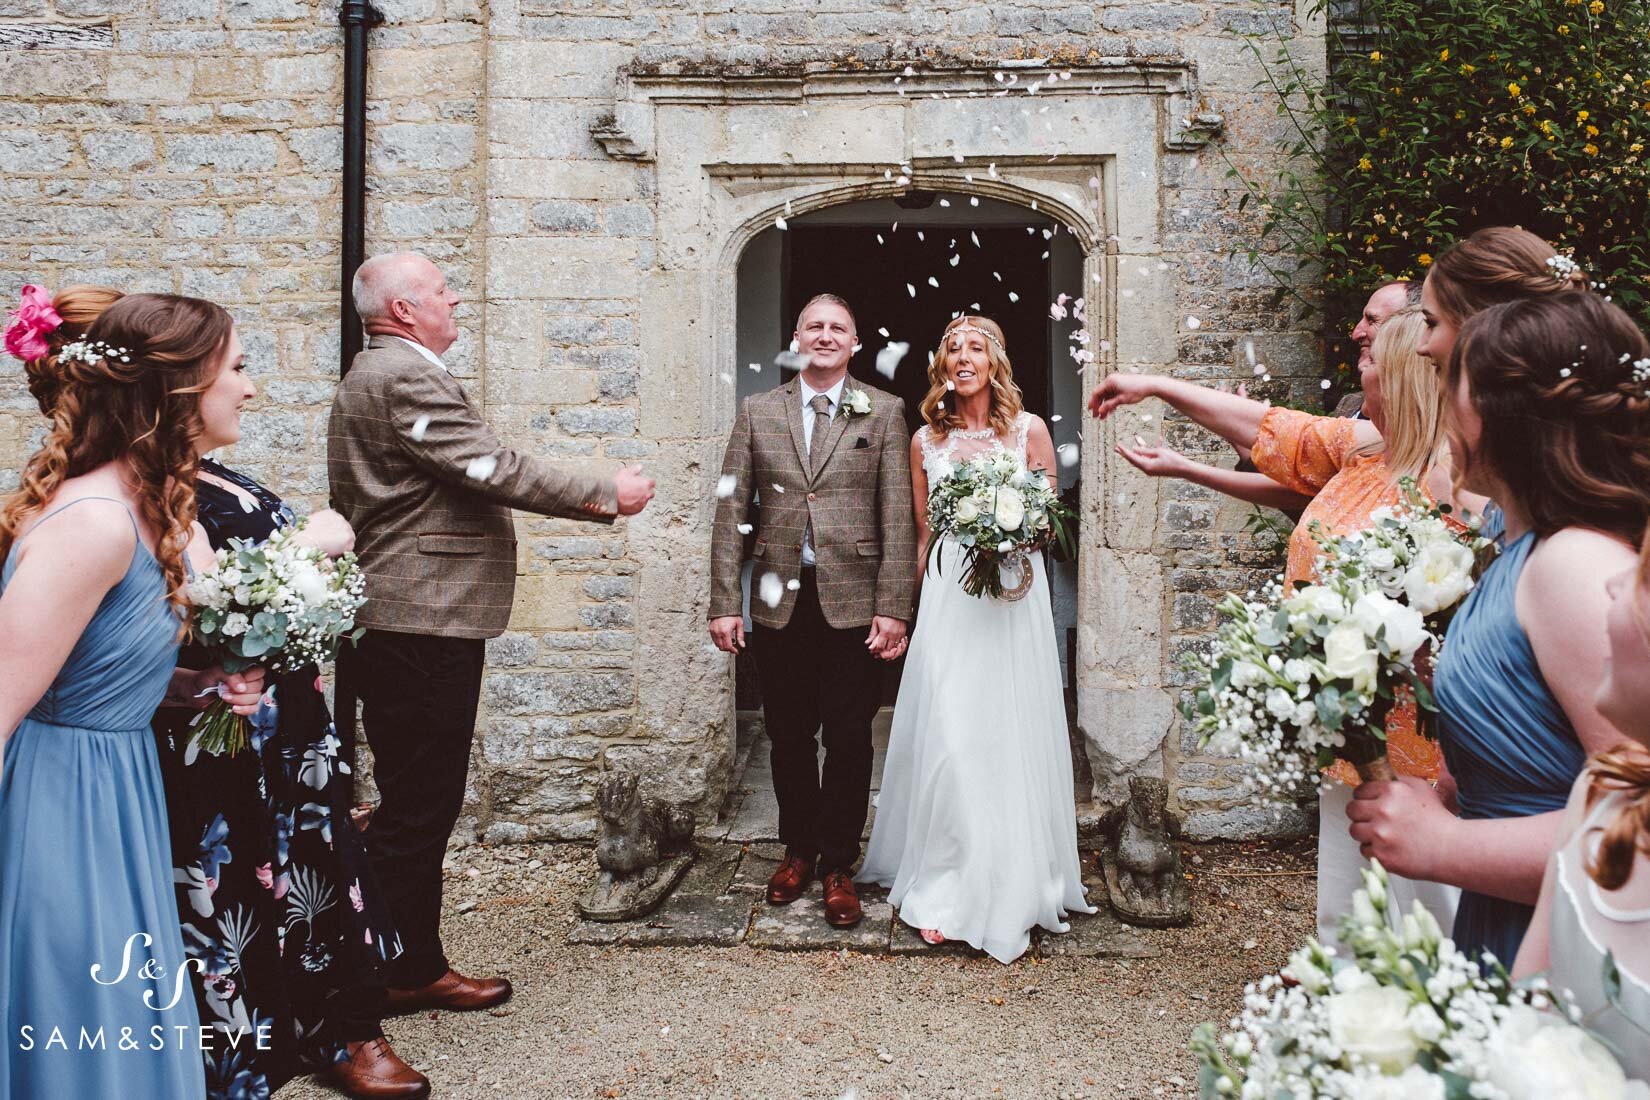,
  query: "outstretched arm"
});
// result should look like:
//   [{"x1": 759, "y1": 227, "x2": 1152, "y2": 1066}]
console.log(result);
[
  {"x1": 1089, "y1": 372, "x2": 1271, "y2": 452},
  {"x1": 1114, "y1": 441, "x2": 1313, "y2": 512},
  {"x1": 388, "y1": 364, "x2": 623, "y2": 522}
]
